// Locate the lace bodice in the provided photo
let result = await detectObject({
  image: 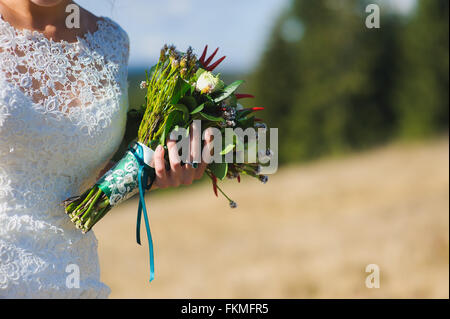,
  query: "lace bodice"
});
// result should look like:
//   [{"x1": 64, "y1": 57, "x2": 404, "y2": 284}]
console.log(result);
[{"x1": 0, "y1": 14, "x2": 130, "y2": 298}]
